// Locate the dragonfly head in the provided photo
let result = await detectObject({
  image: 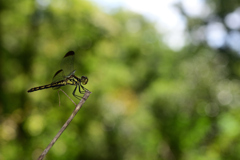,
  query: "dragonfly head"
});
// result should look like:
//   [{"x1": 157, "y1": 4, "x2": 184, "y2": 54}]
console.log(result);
[{"x1": 81, "y1": 76, "x2": 88, "y2": 85}]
